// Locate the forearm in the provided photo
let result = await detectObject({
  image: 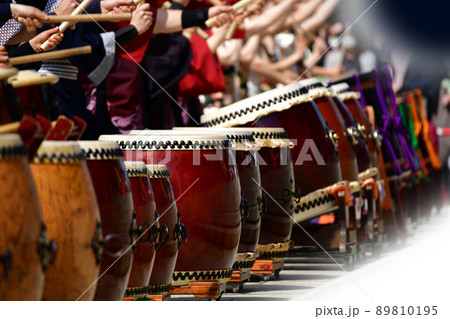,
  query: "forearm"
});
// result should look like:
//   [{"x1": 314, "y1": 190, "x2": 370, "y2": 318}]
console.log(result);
[
  {"x1": 239, "y1": 34, "x2": 260, "y2": 64},
  {"x1": 300, "y1": 0, "x2": 340, "y2": 33},
  {"x1": 249, "y1": 56, "x2": 293, "y2": 85},
  {"x1": 245, "y1": 0, "x2": 295, "y2": 37},
  {"x1": 153, "y1": 8, "x2": 210, "y2": 34},
  {"x1": 271, "y1": 51, "x2": 303, "y2": 71},
  {"x1": 217, "y1": 39, "x2": 242, "y2": 67},
  {"x1": 207, "y1": 24, "x2": 229, "y2": 53}
]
